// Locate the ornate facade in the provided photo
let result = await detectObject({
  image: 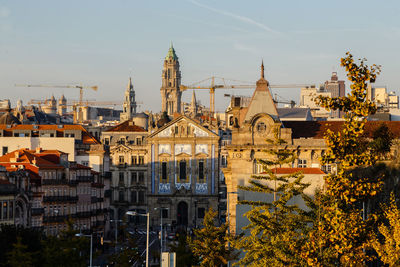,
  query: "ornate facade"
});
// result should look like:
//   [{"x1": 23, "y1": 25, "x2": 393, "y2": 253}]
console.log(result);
[{"x1": 120, "y1": 77, "x2": 137, "y2": 121}]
